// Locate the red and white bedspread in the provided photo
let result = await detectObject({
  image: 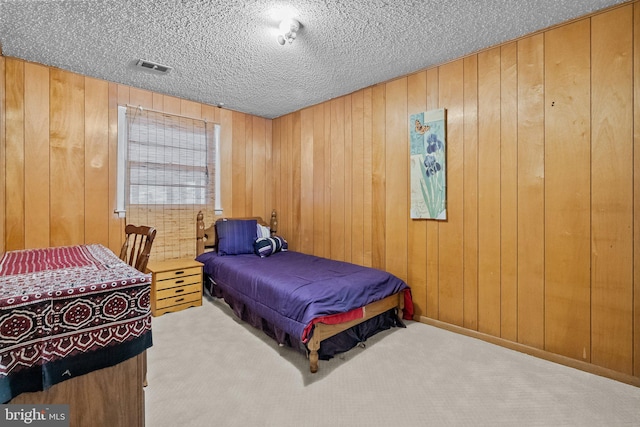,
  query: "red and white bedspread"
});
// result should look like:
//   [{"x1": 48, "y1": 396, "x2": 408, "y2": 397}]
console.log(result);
[{"x1": 0, "y1": 244, "x2": 152, "y2": 402}]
